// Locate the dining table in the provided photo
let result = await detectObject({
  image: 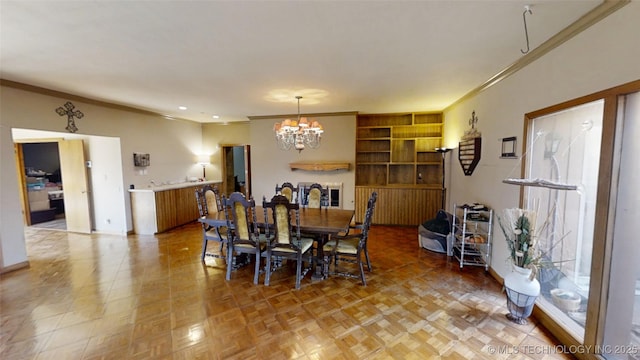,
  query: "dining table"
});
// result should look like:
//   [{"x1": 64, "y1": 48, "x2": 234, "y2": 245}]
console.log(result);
[{"x1": 198, "y1": 206, "x2": 355, "y2": 281}]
